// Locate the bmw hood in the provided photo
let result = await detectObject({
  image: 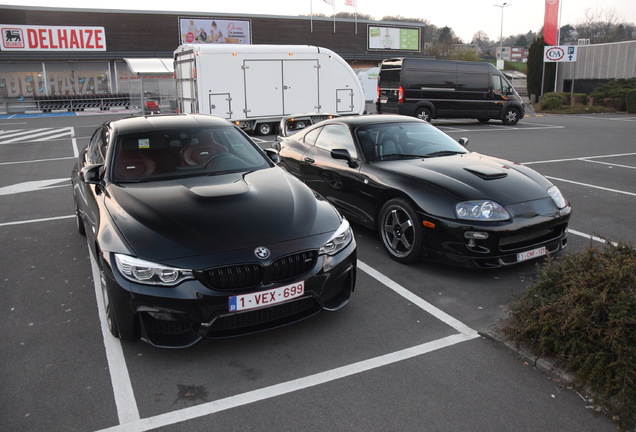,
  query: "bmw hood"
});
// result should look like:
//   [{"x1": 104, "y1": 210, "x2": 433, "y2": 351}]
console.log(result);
[
  {"x1": 105, "y1": 167, "x2": 341, "y2": 261},
  {"x1": 379, "y1": 152, "x2": 554, "y2": 205}
]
